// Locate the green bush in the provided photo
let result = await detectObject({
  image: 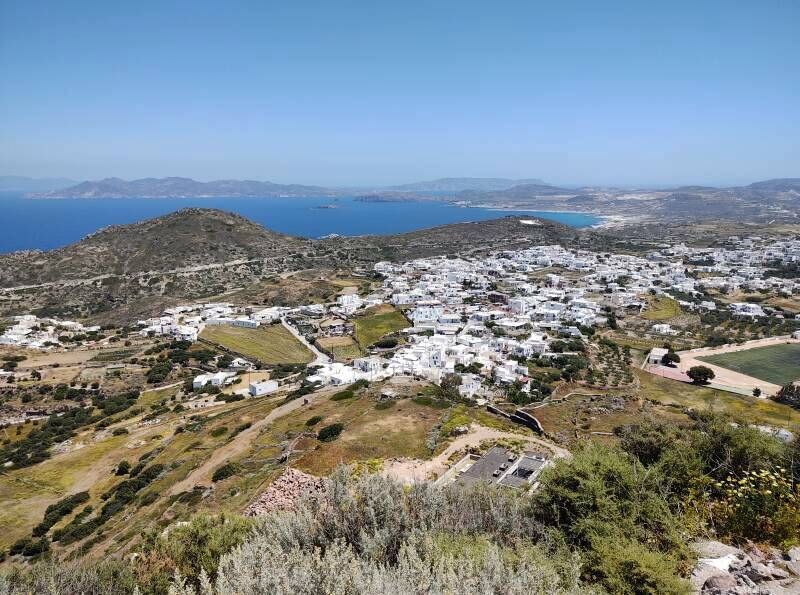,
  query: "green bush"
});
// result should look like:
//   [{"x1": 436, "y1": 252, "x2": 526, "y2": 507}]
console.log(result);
[
  {"x1": 305, "y1": 415, "x2": 324, "y2": 427},
  {"x1": 133, "y1": 513, "x2": 253, "y2": 594},
  {"x1": 211, "y1": 463, "x2": 239, "y2": 482},
  {"x1": 317, "y1": 423, "x2": 344, "y2": 442},
  {"x1": 330, "y1": 390, "x2": 355, "y2": 401}
]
